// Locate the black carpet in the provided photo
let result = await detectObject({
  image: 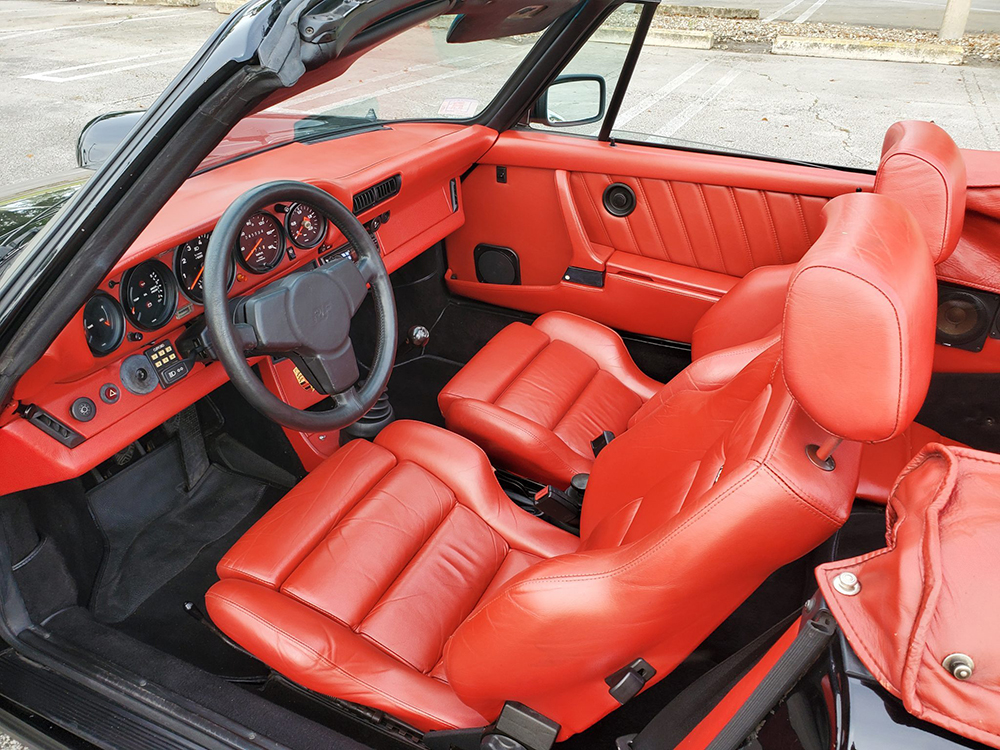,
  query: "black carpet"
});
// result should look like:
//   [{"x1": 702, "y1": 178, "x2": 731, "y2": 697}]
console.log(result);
[{"x1": 87, "y1": 438, "x2": 280, "y2": 624}]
